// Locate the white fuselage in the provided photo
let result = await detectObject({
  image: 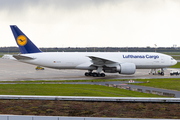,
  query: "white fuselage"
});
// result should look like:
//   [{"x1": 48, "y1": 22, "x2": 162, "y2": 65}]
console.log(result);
[{"x1": 18, "y1": 52, "x2": 177, "y2": 70}]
